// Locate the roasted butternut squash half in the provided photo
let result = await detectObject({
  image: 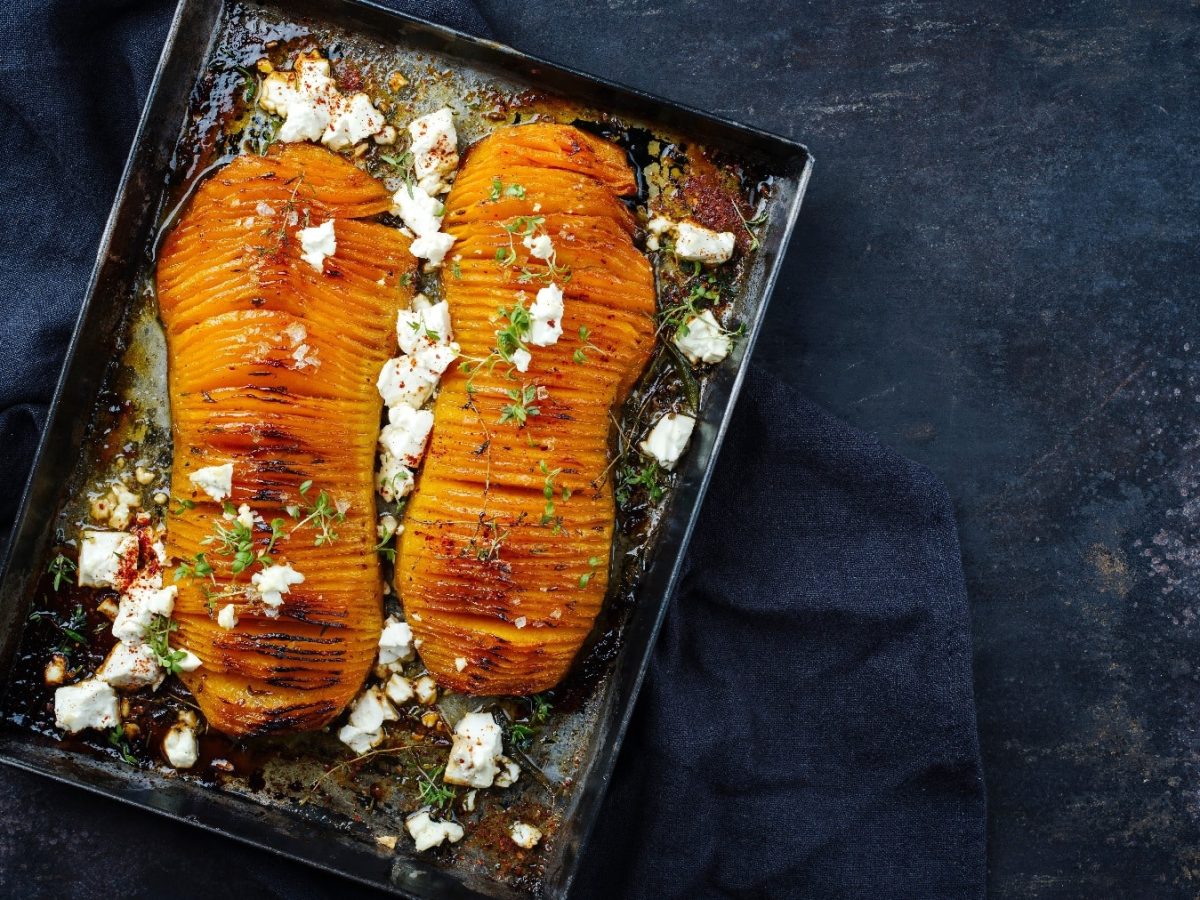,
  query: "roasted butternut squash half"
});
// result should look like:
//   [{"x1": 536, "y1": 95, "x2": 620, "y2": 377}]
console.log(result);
[
  {"x1": 397, "y1": 124, "x2": 656, "y2": 695},
  {"x1": 157, "y1": 144, "x2": 415, "y2": 737}
]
